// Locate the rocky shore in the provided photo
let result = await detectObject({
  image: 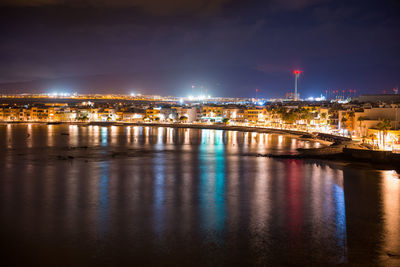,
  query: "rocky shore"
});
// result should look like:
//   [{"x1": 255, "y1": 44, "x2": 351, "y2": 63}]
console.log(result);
[{"x1": 254, "y1": 141, "x2": 400, "y2": 171}]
